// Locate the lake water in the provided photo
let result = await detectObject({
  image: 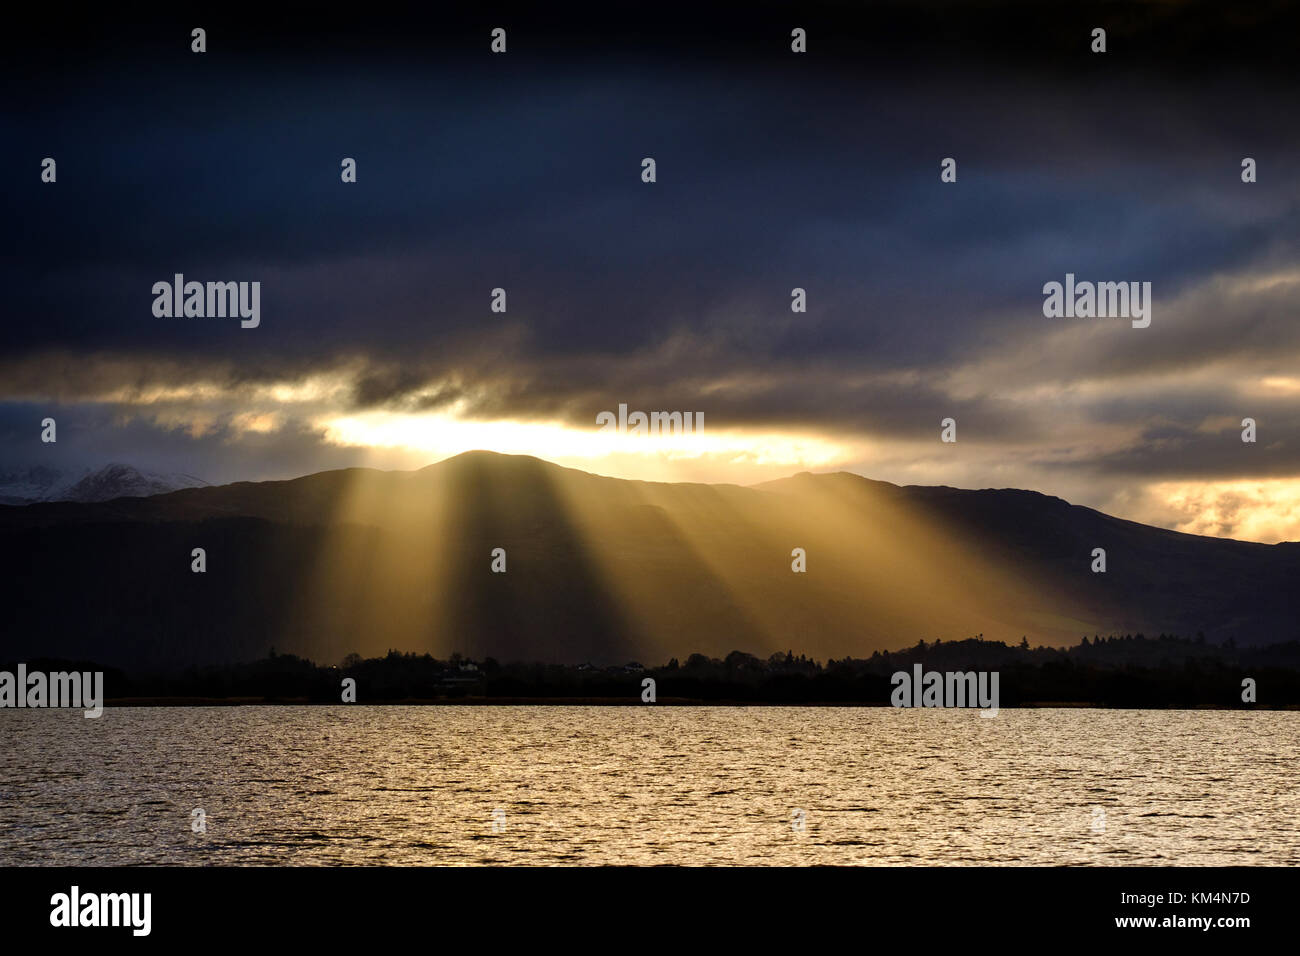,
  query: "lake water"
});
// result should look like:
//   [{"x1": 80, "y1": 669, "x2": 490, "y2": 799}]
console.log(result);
[{"x1": 2, "y1": 706, "x2": 1297, "y2": 865}]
